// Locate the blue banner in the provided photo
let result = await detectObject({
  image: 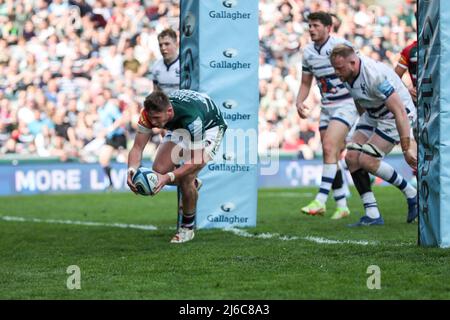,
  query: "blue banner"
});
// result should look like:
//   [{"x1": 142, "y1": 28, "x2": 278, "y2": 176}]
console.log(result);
[
  {"x1": 180, "y1": 0, "x2": 259, "y2": 229},
  {"x1": 418, "y1": 0, "x2": 450, "y2": 247},
  {"x1": 0, "y1": 157, "x2": 413, "y2": 196}
]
